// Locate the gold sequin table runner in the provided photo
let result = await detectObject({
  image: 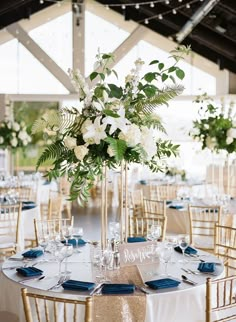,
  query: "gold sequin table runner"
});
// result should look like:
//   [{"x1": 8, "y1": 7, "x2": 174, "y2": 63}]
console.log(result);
[{"x1": 93, "y1": 265, "x2": 146, "y2": 322}]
